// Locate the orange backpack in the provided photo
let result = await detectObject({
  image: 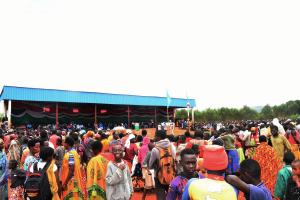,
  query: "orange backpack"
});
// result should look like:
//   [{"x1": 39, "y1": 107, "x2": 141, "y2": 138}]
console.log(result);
[{"x1": 157, "y1": 146, "x2": 175, "y2": 185}]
